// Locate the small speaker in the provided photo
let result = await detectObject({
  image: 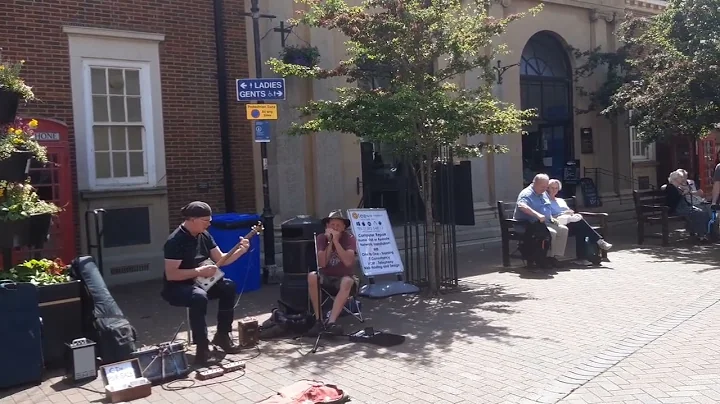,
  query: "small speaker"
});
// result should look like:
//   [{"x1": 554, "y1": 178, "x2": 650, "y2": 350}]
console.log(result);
[
  {"x1": 64, "y1": 338, "x2": 98, "y2": 383},
  {"x1": 237, "y1": 317, "x2": 259, "y2": 348}
]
